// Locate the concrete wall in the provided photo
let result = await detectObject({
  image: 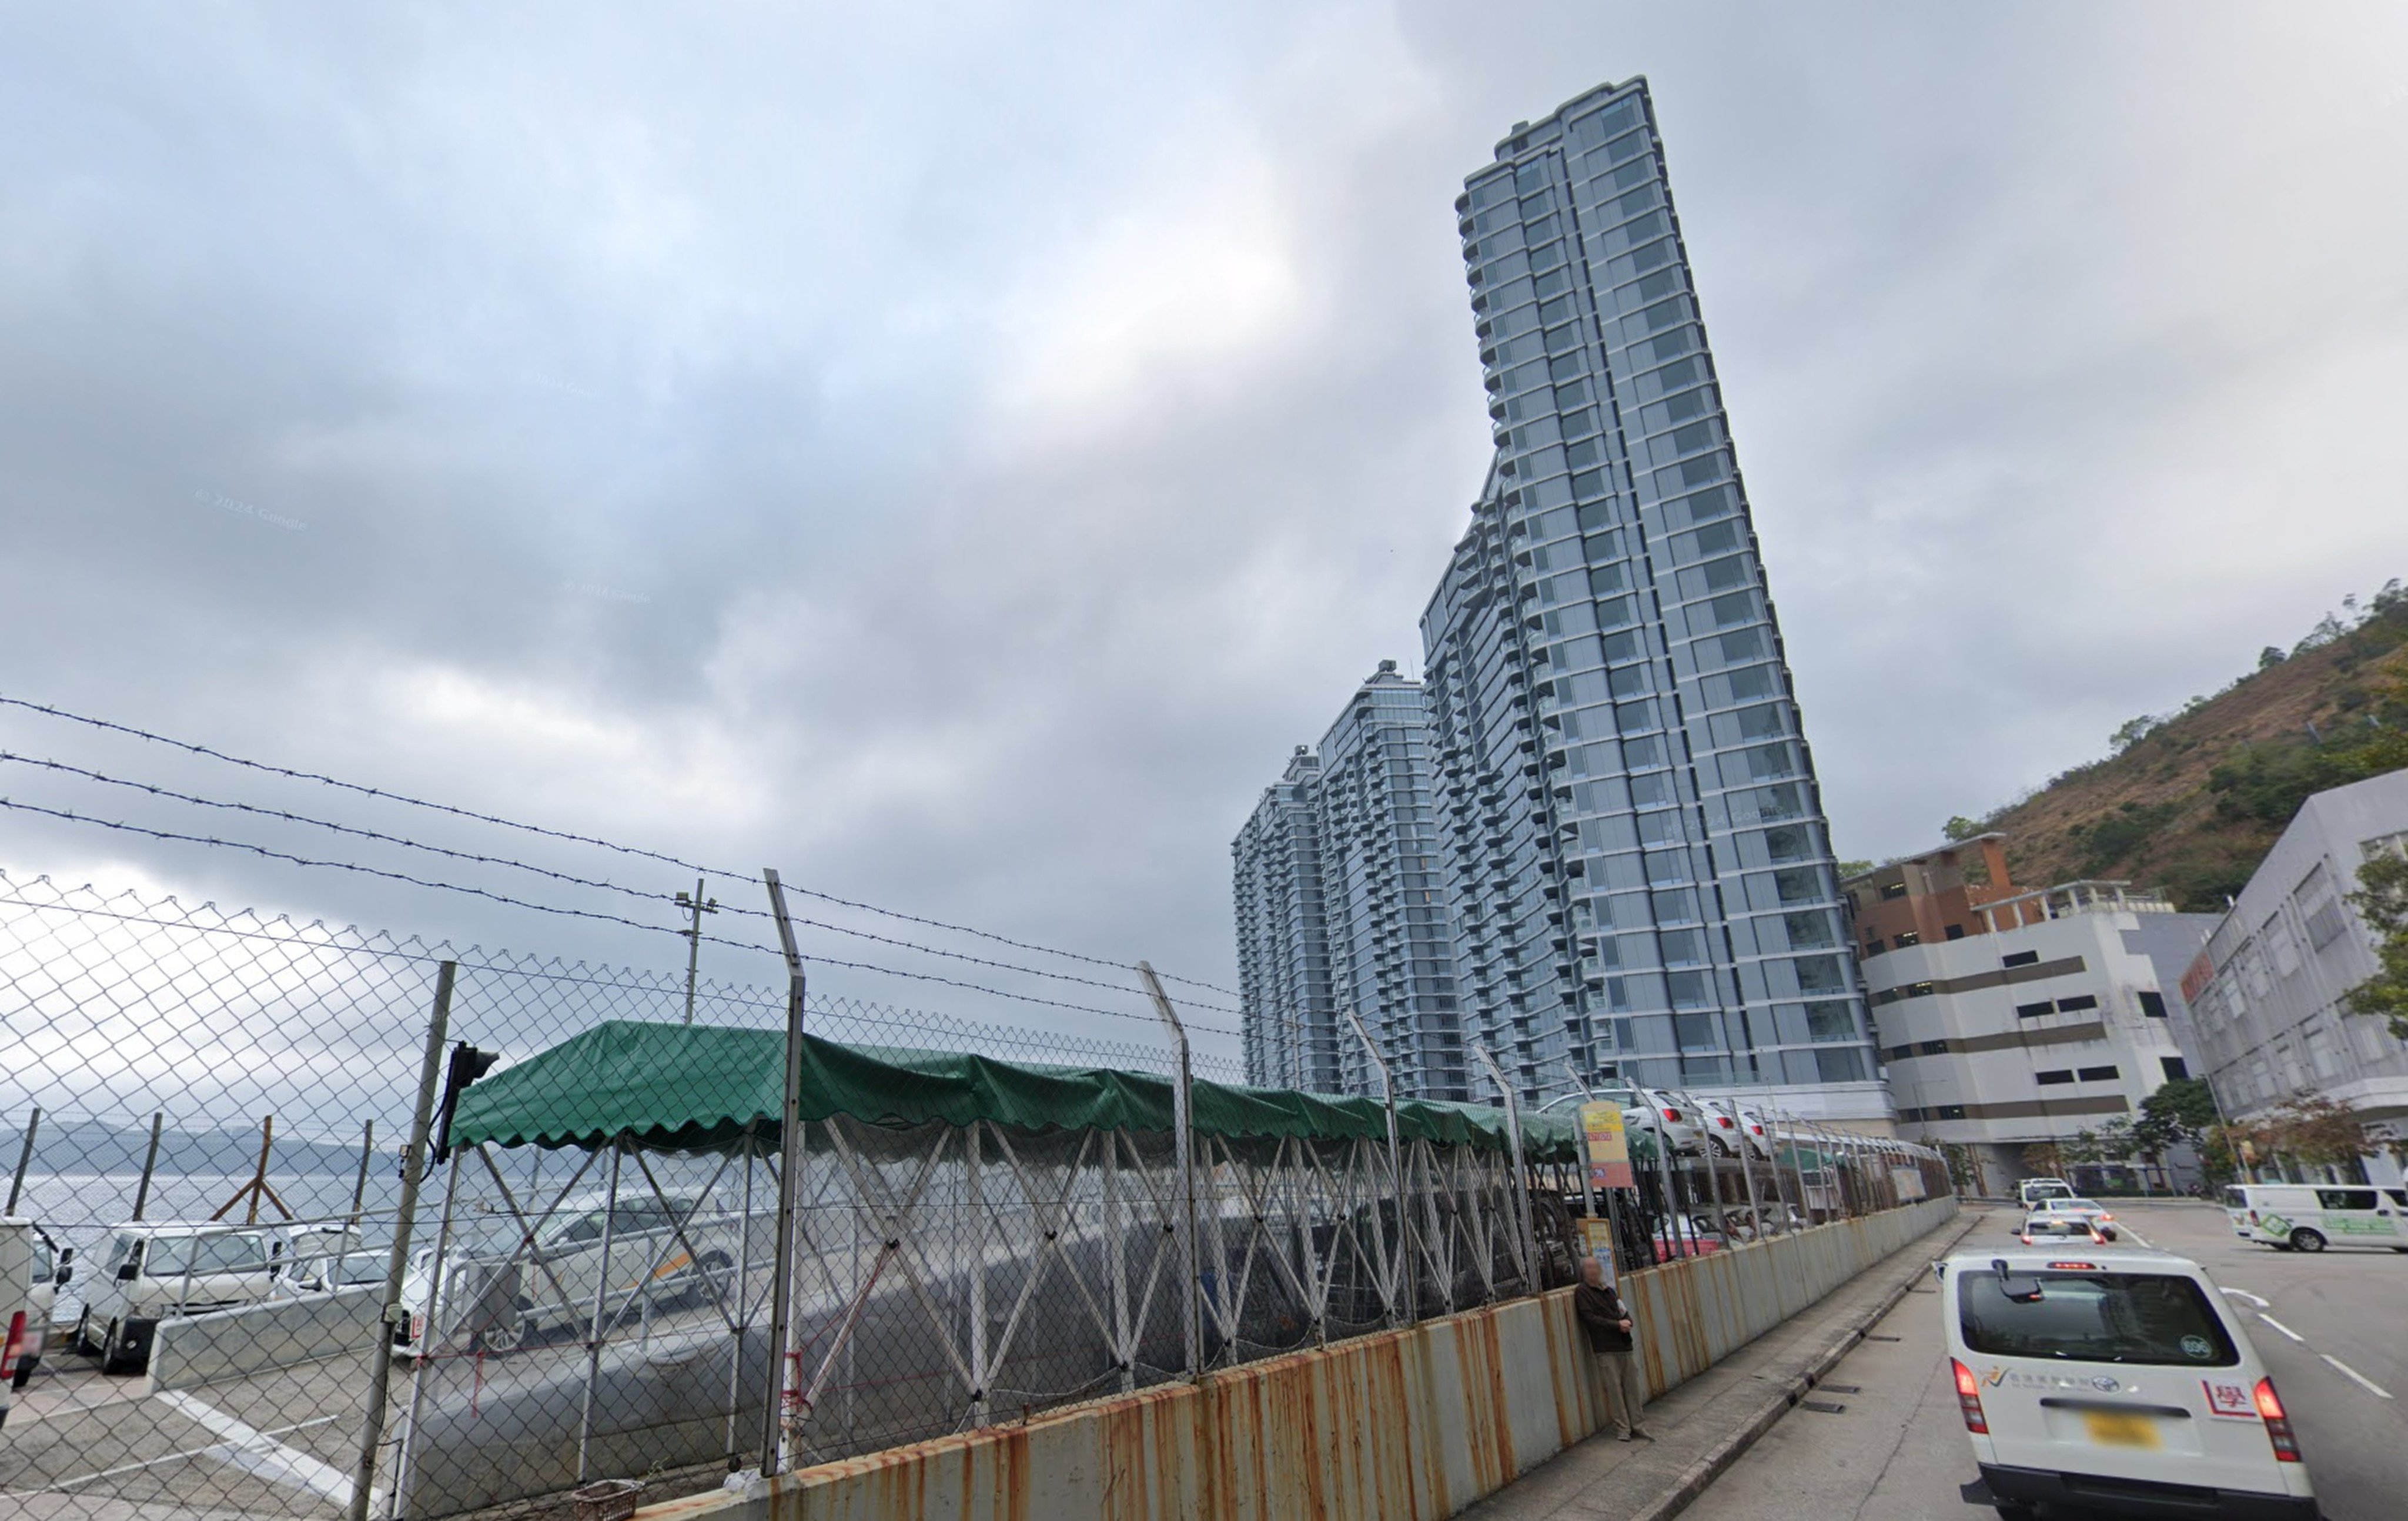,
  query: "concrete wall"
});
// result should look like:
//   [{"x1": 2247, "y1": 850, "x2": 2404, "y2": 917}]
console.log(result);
[
  {"x1": 146, "y1": 1285, "x2": 383, "y2": 1394},
  {"x1": 638, "y1": 1196, "x2": 1958, "y2": 1521}
]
